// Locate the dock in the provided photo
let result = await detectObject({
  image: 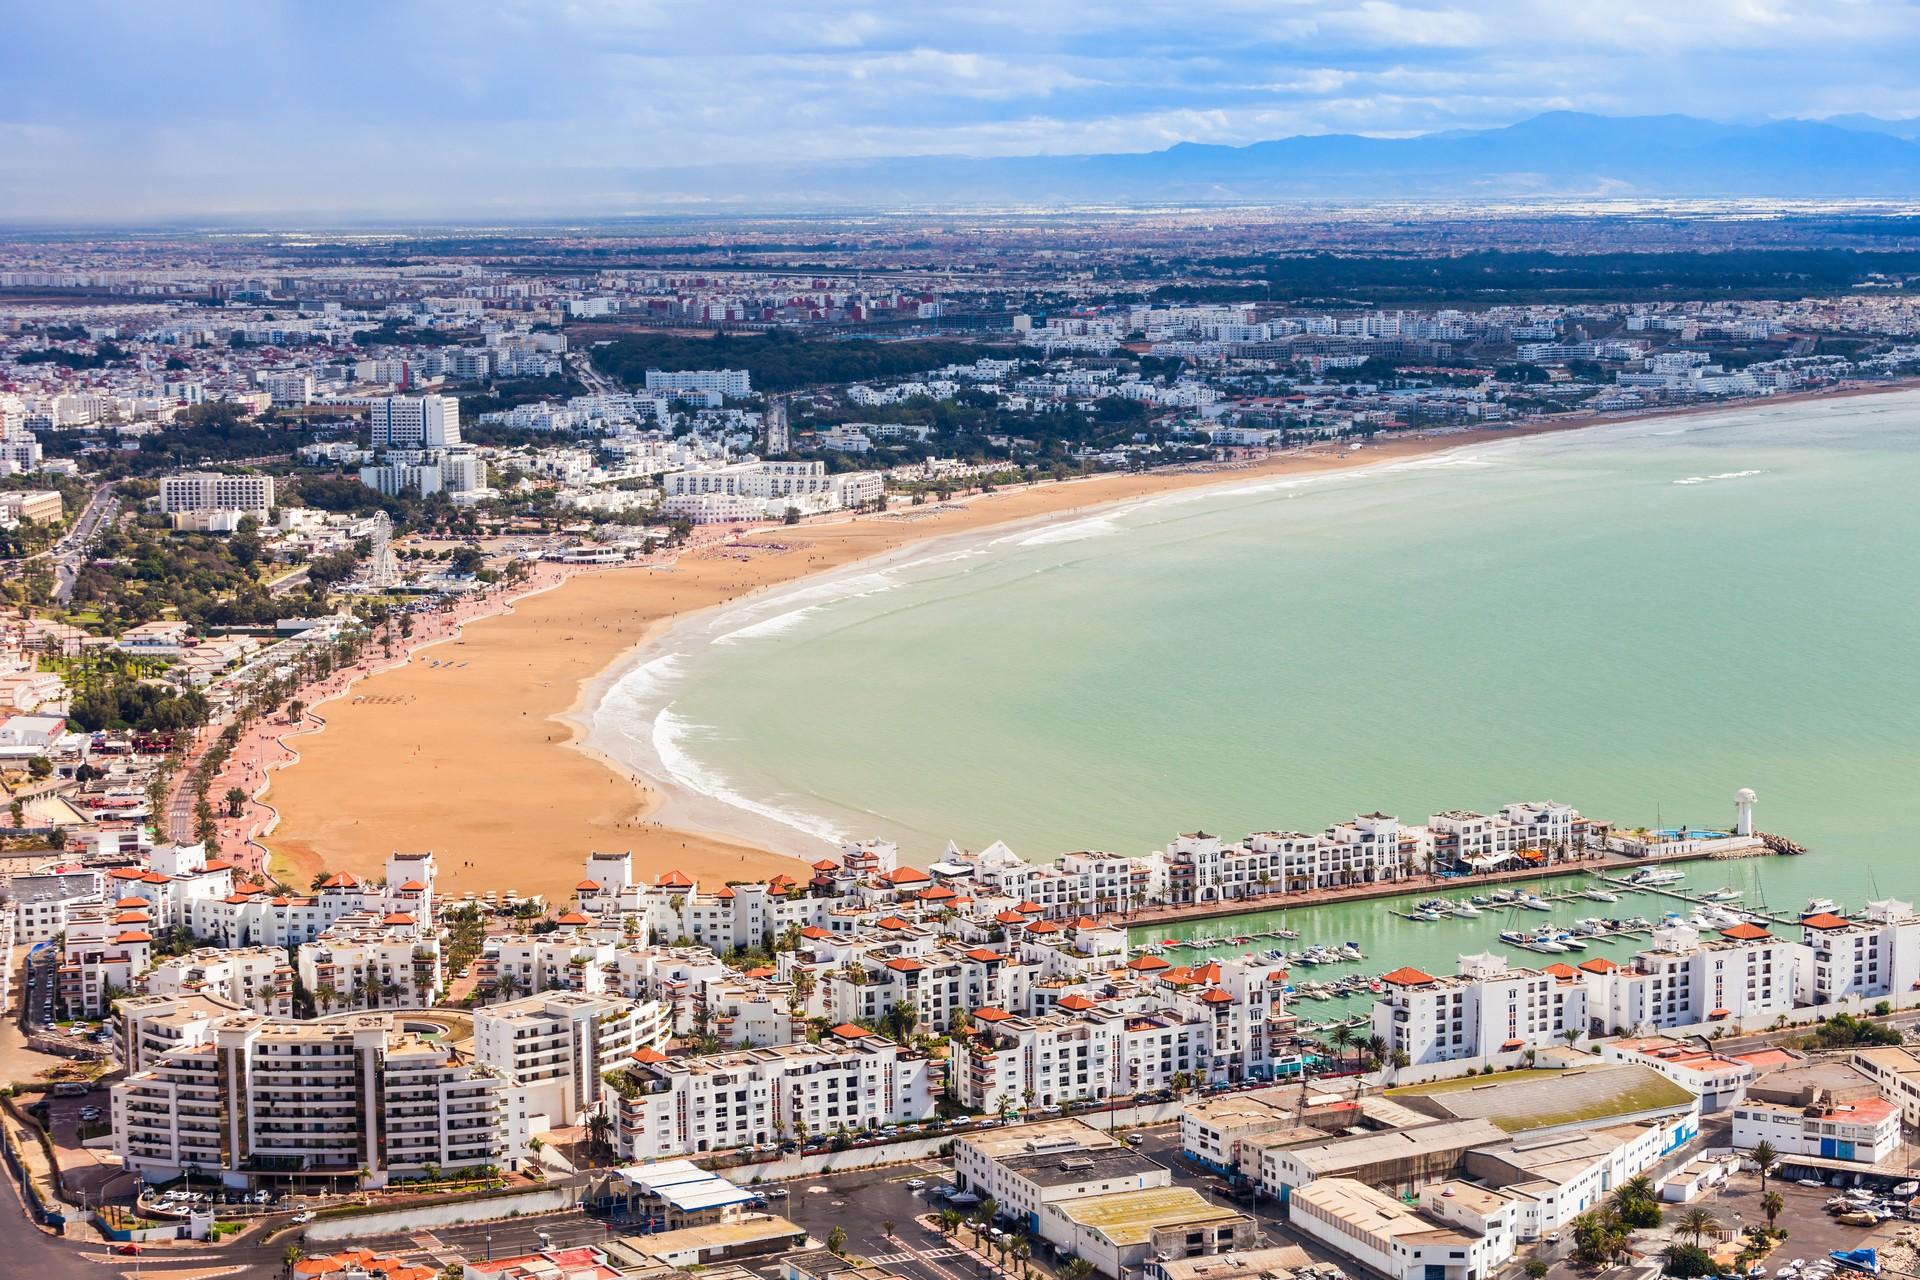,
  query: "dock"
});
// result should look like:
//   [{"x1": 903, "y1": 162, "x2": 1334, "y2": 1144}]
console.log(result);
[{"x1": 1598, "y1": 875, "x2": 1810, "y2": 928}]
